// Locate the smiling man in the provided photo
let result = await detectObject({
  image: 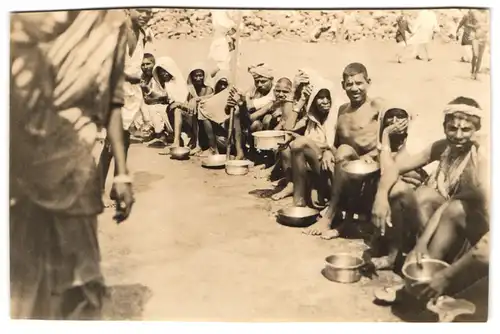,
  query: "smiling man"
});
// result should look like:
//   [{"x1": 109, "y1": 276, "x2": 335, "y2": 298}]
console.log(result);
[{"x1": 304, "y1": 62, "x2": 386, "y2": 239}]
